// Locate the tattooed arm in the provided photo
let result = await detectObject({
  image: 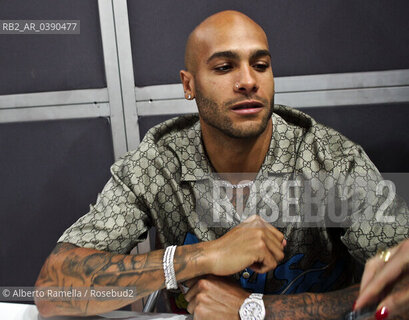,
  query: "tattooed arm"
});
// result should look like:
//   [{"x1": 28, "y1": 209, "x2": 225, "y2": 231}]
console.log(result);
[
  {"x1": 264, "y1": 276, "x2": 409, "y2": 320},
  {"x1": 35, "y1": 242, "x2": 209, "y2": 317},
  {"x1": 263, "y1": 285, "x2": 359, "y2": 320},
  {"x1": 35, "y1": 216, "x2": 285, "y2": 317},
  {"x1": 185, "y1": 276, "x2": 359, "y2": 320}
]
